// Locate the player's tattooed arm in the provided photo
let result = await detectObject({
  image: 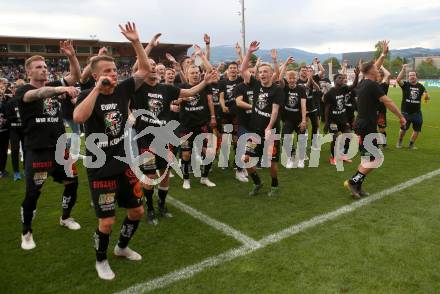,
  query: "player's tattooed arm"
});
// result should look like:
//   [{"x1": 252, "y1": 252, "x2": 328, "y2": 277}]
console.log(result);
[{"x1": 23, "y1": 86, "x2": 79, "y2": 103}]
